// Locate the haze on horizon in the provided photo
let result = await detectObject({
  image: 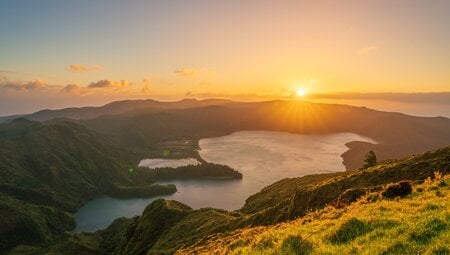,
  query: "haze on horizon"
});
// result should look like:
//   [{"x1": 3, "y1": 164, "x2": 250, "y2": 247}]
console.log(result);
[{"x1": 1, "y1": 0, "x2": 449, "y2": 116}]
